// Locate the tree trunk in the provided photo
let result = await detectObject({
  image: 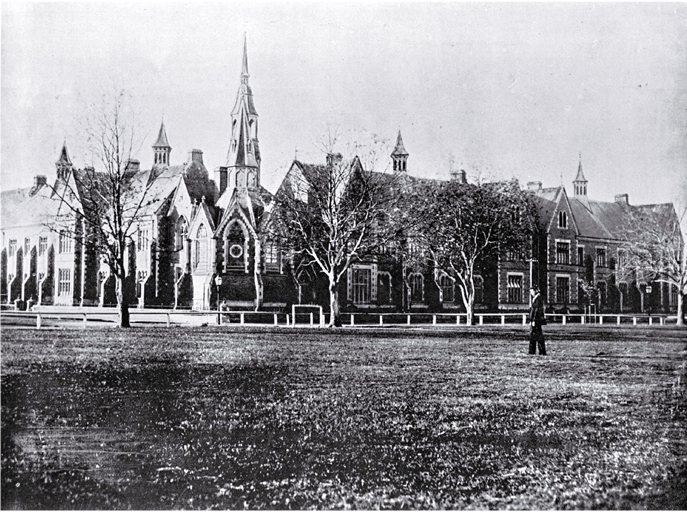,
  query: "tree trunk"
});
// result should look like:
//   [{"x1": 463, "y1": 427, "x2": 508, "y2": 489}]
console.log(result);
[
  {"x1": 116, "y1": 276, "x2": 131, "y2": 328},
  {"x1": 328, "y1": 280, "x2": 341, "y2": 327},
  {"x1": 677, "y1": 292, "x2": 684, "y2": 326}
]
